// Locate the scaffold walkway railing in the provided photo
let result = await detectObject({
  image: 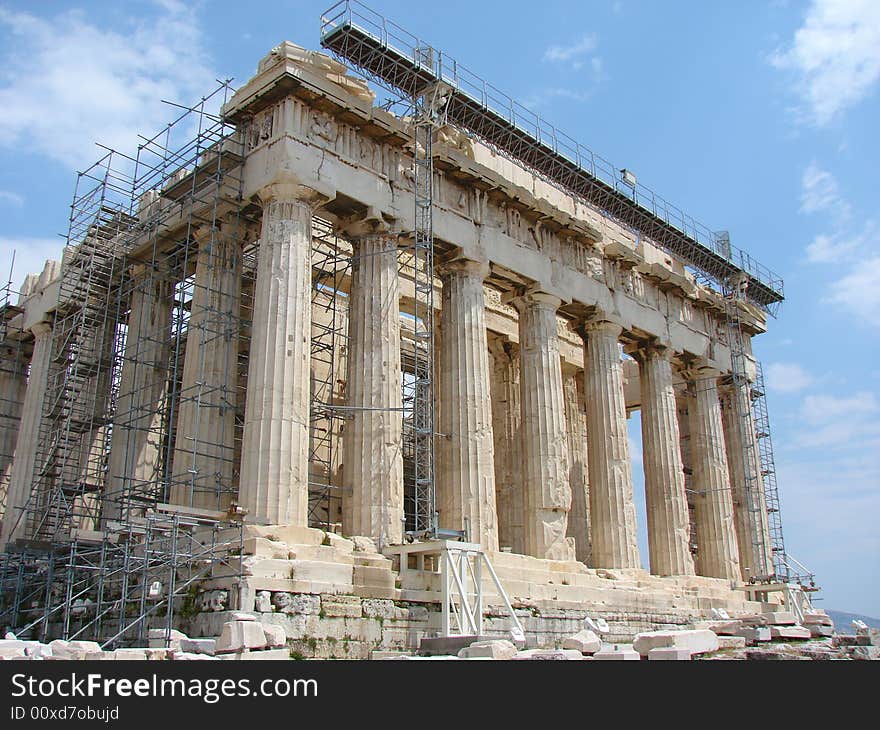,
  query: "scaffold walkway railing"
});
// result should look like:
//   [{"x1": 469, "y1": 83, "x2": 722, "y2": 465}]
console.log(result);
[{"x1": 320, "y1": 0, "x2": 784, "y2": 314}]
